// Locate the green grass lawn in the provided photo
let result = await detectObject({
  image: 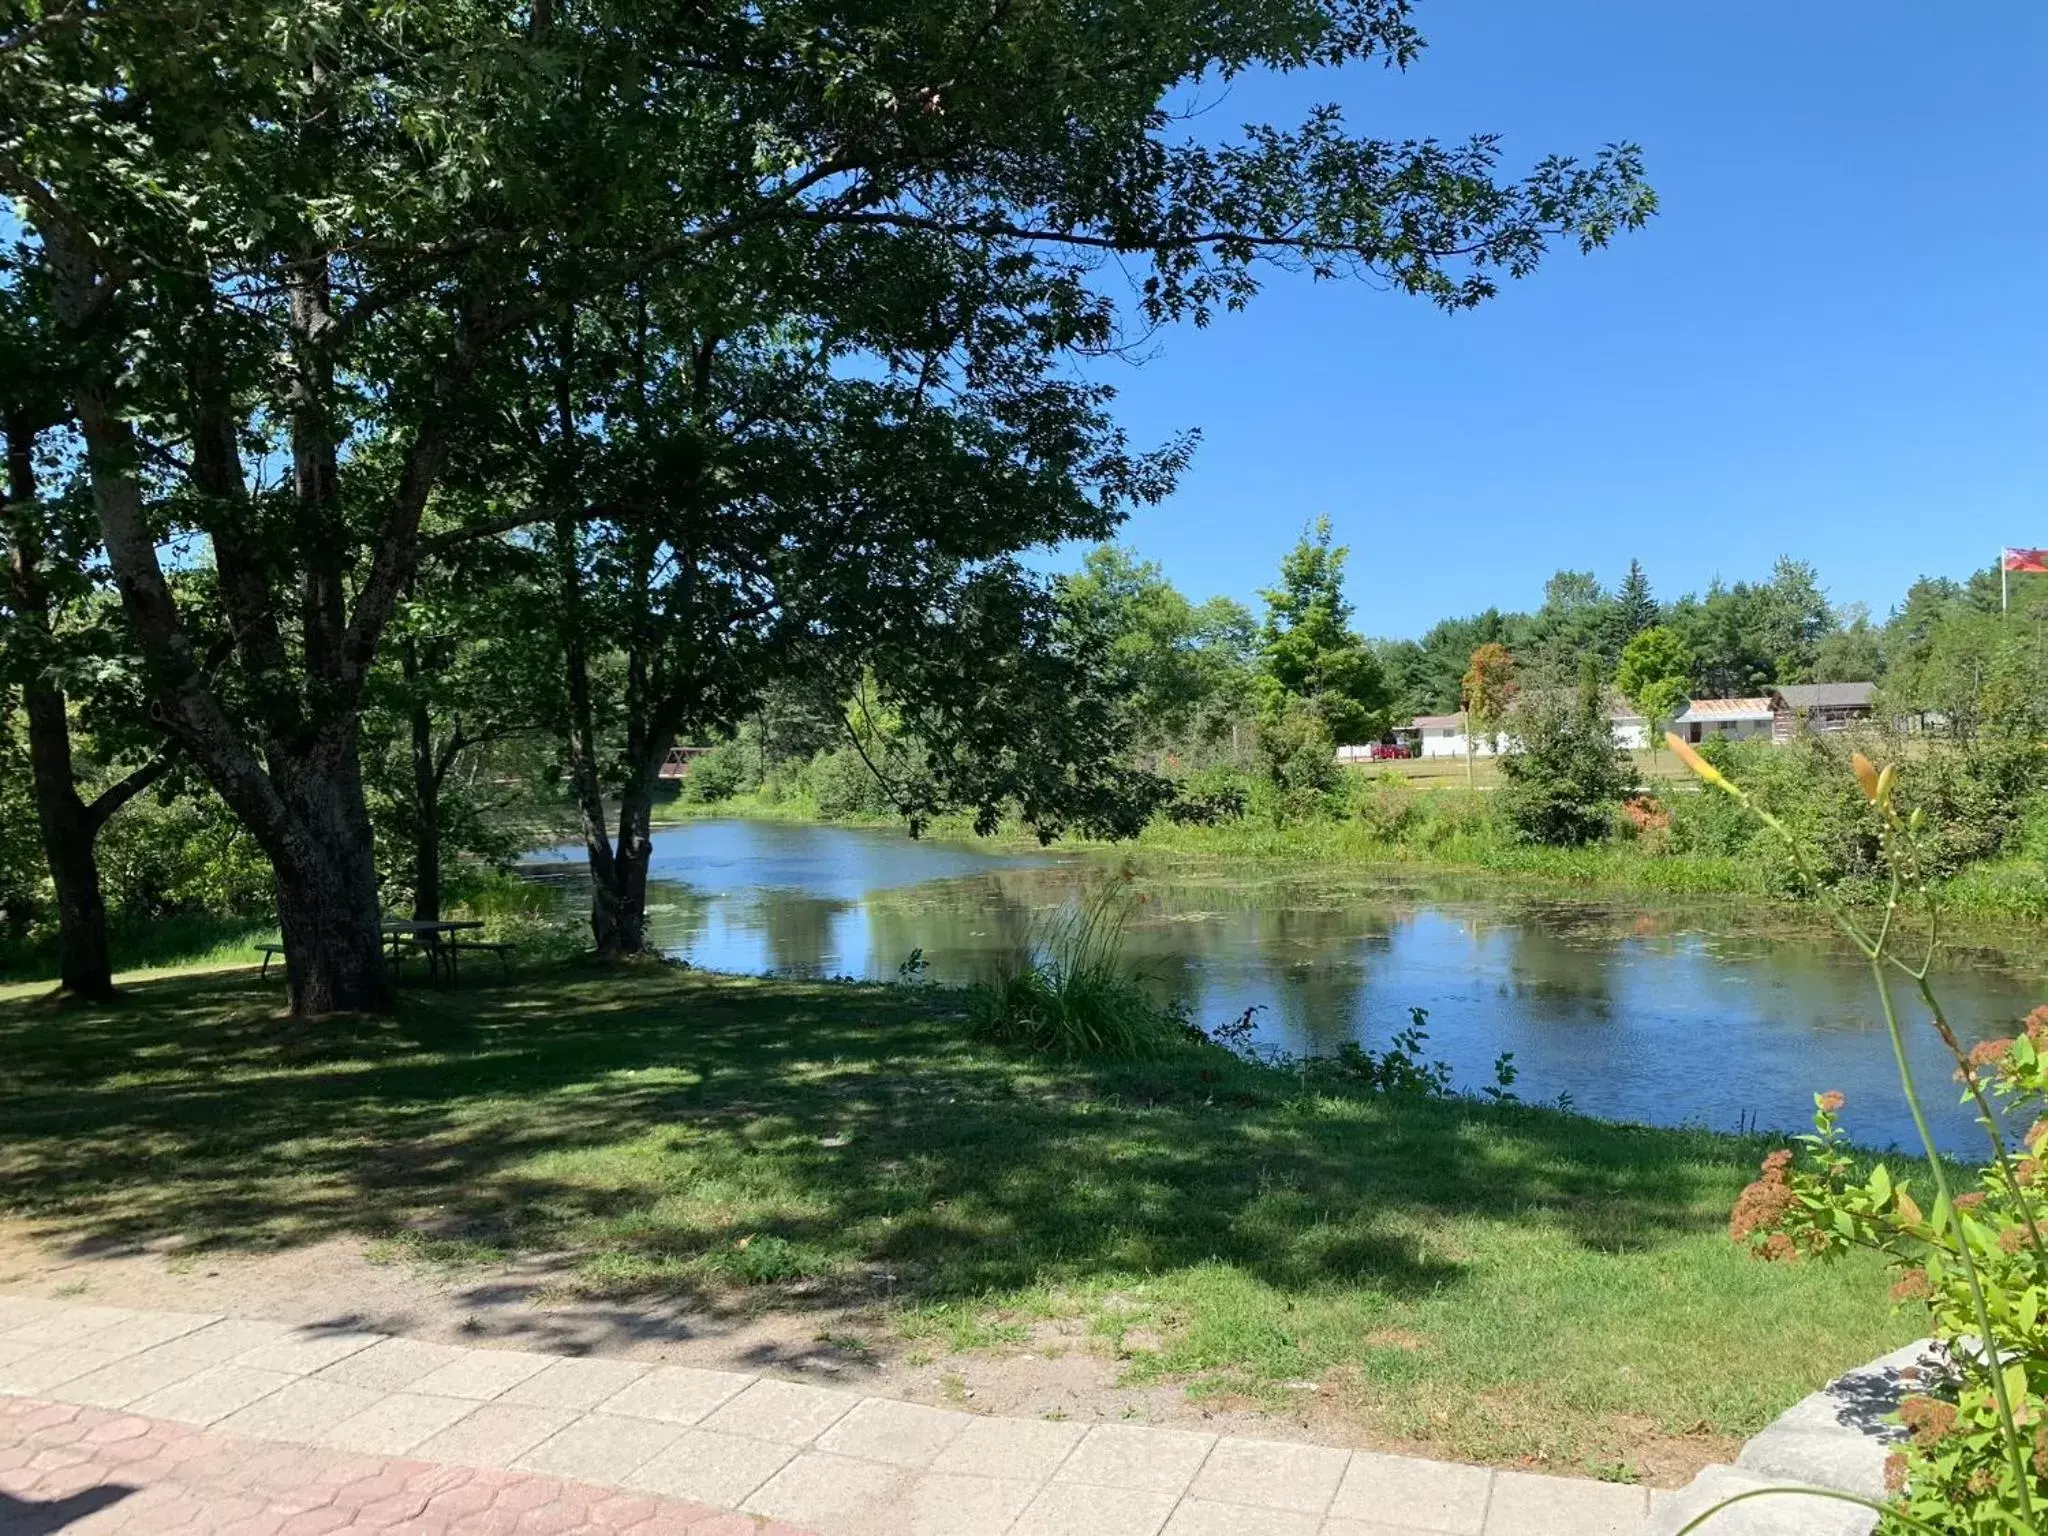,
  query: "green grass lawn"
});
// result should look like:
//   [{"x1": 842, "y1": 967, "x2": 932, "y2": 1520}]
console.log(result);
[{"x1": 0, "y1": 963, "x2": 1916, "y2": 1472}]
